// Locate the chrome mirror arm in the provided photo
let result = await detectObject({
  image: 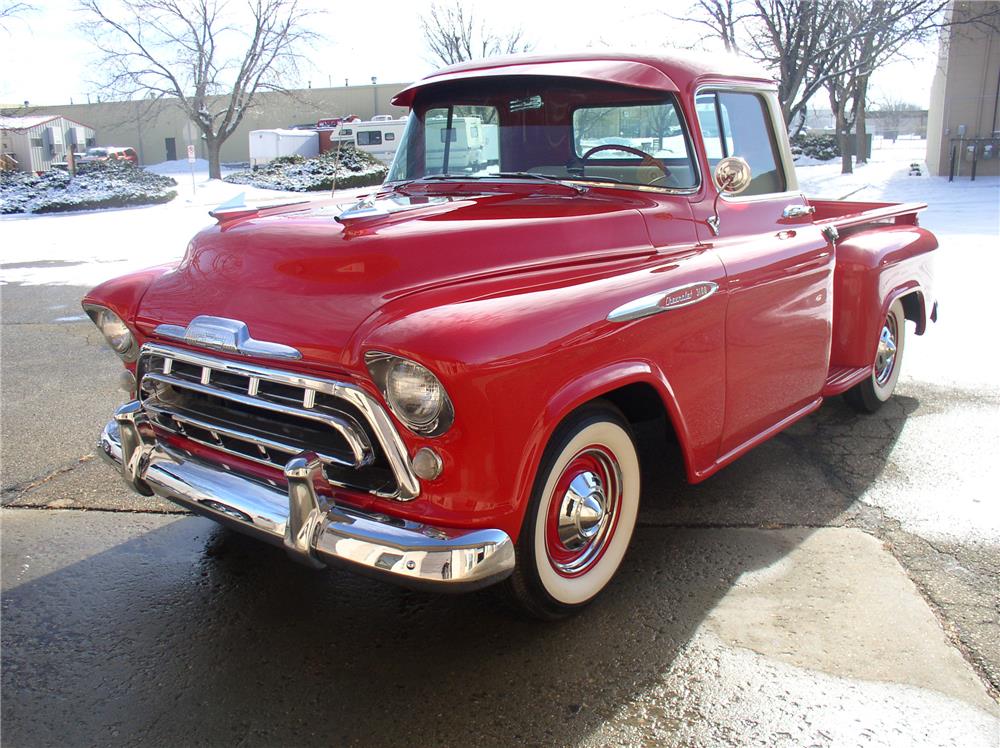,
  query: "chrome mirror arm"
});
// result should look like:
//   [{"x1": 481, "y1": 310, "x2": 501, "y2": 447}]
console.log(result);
[{"x1": 707, "y1": 156, "x2": 753, "y2": 237}]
